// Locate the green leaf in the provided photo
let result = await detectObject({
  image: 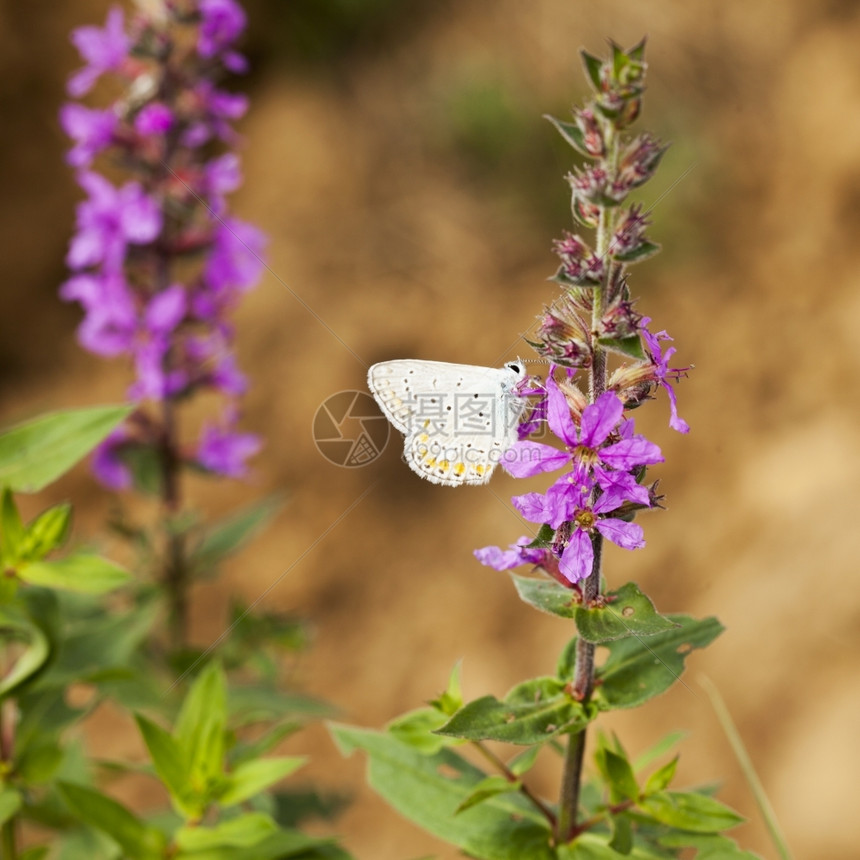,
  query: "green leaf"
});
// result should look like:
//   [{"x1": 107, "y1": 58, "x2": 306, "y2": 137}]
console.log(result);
[
  {"x1": 595, "y1": 615, "x2": 724, "y2": 710},
  {"x1": 429, "y1": 660, "x2": 463, "y2": 716},
  {"x1": 436, "y1": 677, "x2": 591, "y2": 745},
  {"x1": 57, "y1": 782, "x2": 166, "y2": 859},
  {"x1": 0, "y1": 487, "x2": 24, "y2": 559},
  {"x1": 599, "y1": 749, "x2": 639, "y2": 803},
  {"x1": 659, "y1": 832, "x2": 759, "y2": 859},
  {"x1": 640, "y1": 790, "x2": 745, "y2": 833},
  {"x1": 18, "y1": 554, "x2": 131, "y2": 594},
  {"x1": 135, "y1": 715, "x2": 193, "y2": 814},
  {"x1": 387, "y1": 707, "x2": 450, "y2": 753},
  {"x1": 508, "y1": 745, "x2": 541, "y2": 777},
  {"x1": 612, "y1": 240, "x2": 661, "y2": 264},
  {"x1": 0, "y1": 405, "x2": 132, "y2": 493},
  {"x1": 576, "y1": 583, "x2": 677, "y2": 644},
  {"x1": 511, "y1": 574, "x2": 580, "y2": 620},
  {"x1": 219, "y1": 757, "x2": 307, "y2": 807},
  {"x1": 176, "y1": 661, "x2": 226, "y2": 787},
  {"x1": 0, "y1": 787, "x2": 22, "y2": 826},
  {"x1": 19, "y1": 503, "x2": 72, "y2": 561},
  {"x1": 580, "y1": 50, "x2": 604, "y2": 91},
  {"x1": 544, "y1": 115, "x2": 591, "y2": 157},
  {"x1": 230, "y1": 721, "x2": 302, "y2": 767},
  {"x1": 330, "y1": 724, "x2": 555, "y2": 860},
  {"x1": 633, "y1": 731, "x2": 687, "y2": 772},
  {"x1": 455, "y1": 775, "x2": 520, "y2": 814},
  {"x1": 608, "y1": 813, "x2": 632, "y2": 854},
  {"x1": 558, "y1": 833, "x2": 627, "y2": 858},
  {"x1": 597, "y1": 335, "x2": 647, "y2": 361},
  {"x1": 190, "y1": 495, "x2": 283, "y2": 576},
  {"x1": 526, "y1": 524, "x2": 555, "y2": 549},
  {"x1": 228, "y1": 683, "x2": 334, "y2": 724},
  {"x1": 551, "y1": 264, "x2": 601, "y2": 288},
  {"x1": 556, "y1": 636, "x2": 579, "y2": 681},
  {"x1": 19, "y1": 847, "x2": 50, "y2": 860},
  {"x1": 176, "y1": 813, "x2": 277, "y2": 850},
  {"x1": 174, "y1": 830, "x2": 335, "y2": 860},
  {"x1": 644, "y1": 756, "x2": 679, "y2": 794},
  {"x1": 16, "y1": 738, "x2": 63, "y2": 783},
  {"x1": 0, "y1": 603, "x2": 51, "y2": 698}
]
